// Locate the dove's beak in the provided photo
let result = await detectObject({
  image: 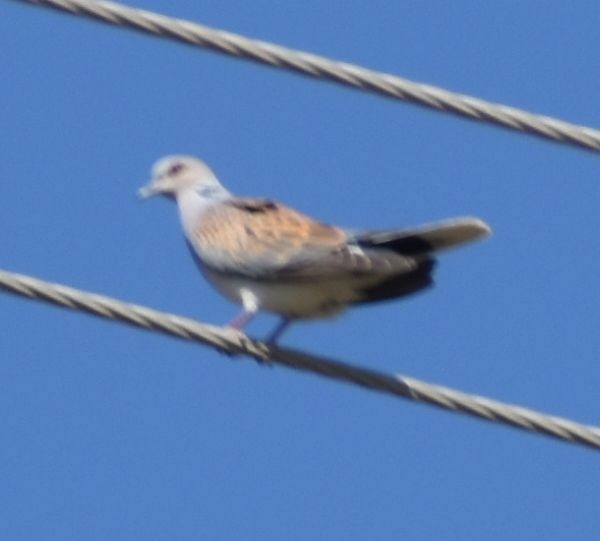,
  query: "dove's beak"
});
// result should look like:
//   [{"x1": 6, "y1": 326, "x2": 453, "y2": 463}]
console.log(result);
[{"x1": 137, "y1": 182, "x2": 158, "y2": 199}]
